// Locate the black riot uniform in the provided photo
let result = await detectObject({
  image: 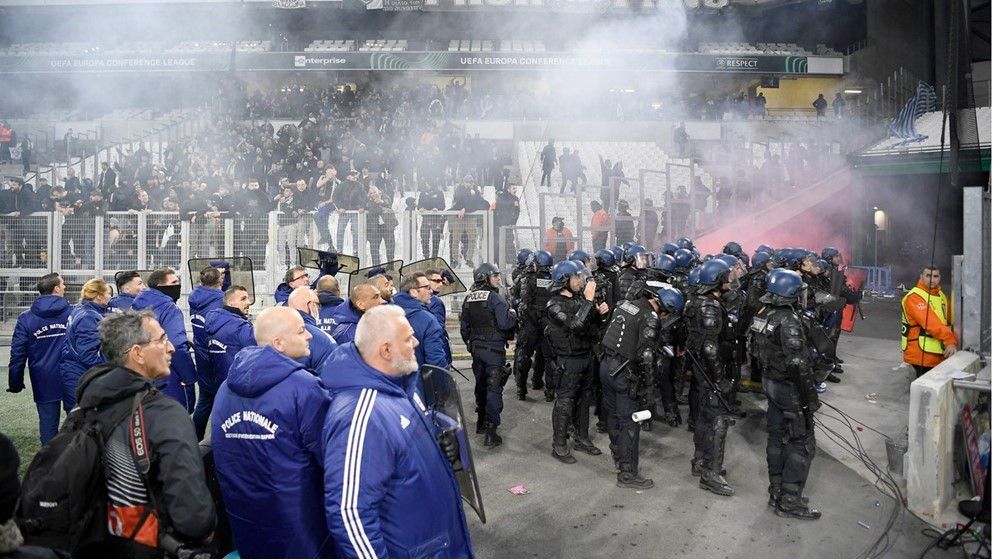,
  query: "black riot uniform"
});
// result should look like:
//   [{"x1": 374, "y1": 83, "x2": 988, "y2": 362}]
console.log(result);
[
  {"x1": 460, "y1": 267, "x2": 518, "y2": 447},
  {"x1": 685, "y1": 279, "x2": 735, "y2": 496},
  {"x1": 655, "y1": 311, "x2": 685, "y2": 427},
  {"x1": 591, "y1": 263, "x2": 618, "y2": 432},
  {"x1": 751, "y1": 292, "x2": 822, "y2": 520},
  {"x1": 743, "y1": 266, "x2": 769, "y2": 388},
  {"x1": 600, "y1": 297, "x2": 660, "y2": 489},
  {"x1": 720, "y1": 281, "x2": 748, "y2": 413},
  {"x1": 514, "y1": 268, "x2": 555, "y2": 400},
  {"x1": 616, "y1": 265, "x2": 647, "y2": 301},
  {"x1": 545, "y1": 284, "x2": 602, "y2": 463}
]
